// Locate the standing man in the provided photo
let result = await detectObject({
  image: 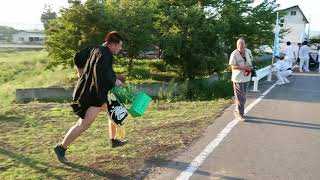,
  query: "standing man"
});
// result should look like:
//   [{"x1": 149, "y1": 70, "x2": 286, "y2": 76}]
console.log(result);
[
  {"x1": 284, "y1": 41, "x2": 296, "y2": 68},
  {"x1": 297, "y1": 42, "x2": 302, "y2": 65},
  {"x1": 54, "y1": 31, "x2": 125, "y2": 163},
  {"x1": 299, "y1": 41, "x2": 310, "y2": 72},
  {"x1": 229, "y1": 37, "x2": 253, "y2": 122}
]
